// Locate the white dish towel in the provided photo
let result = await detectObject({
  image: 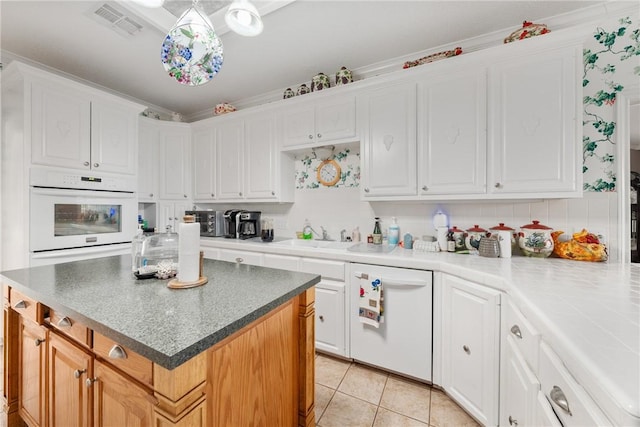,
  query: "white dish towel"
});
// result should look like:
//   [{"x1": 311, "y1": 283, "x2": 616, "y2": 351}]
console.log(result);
[{"x1": 359, "y1": 277, "x2": 384, "y2": 328}]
